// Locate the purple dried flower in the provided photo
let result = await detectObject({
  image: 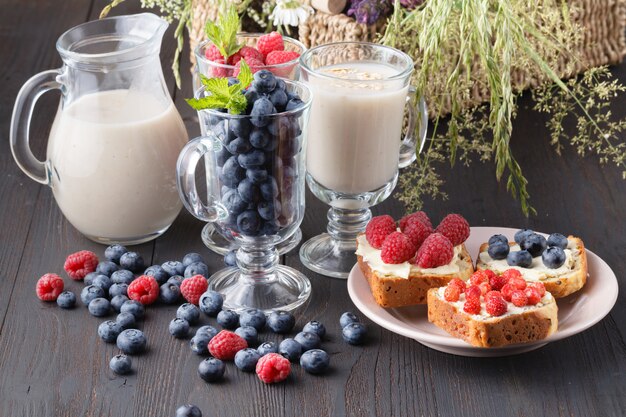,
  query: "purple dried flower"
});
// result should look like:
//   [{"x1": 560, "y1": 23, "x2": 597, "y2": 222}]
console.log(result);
[
  {"x1": 399, "y1": 0, "x2": 424, "y2": 9},
  {"x1": 347, "y1": 0, "x2": 391, "y2": 25}
]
